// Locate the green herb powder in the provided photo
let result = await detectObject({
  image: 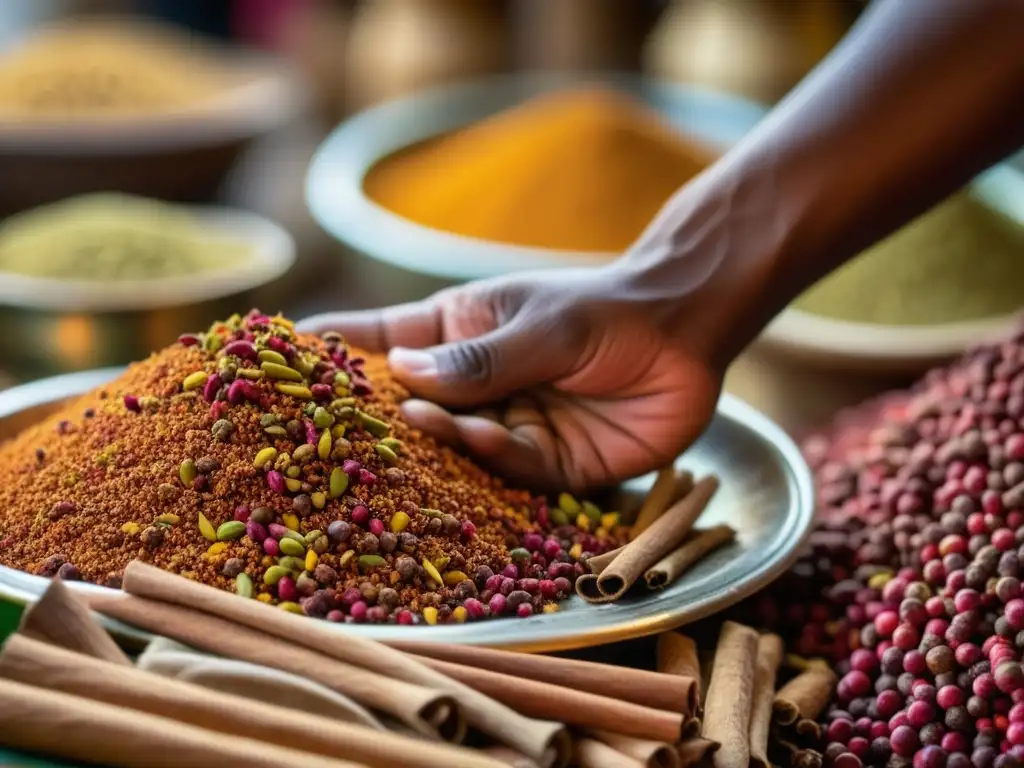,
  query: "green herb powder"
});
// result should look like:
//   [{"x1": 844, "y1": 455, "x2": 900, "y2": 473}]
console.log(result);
[
  {"x1": 793, "y1": 190, "x2": 1024, "y2": 325},
  {"x1": 0, "y1": 193, "x2": 250, "y2": 282}
]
